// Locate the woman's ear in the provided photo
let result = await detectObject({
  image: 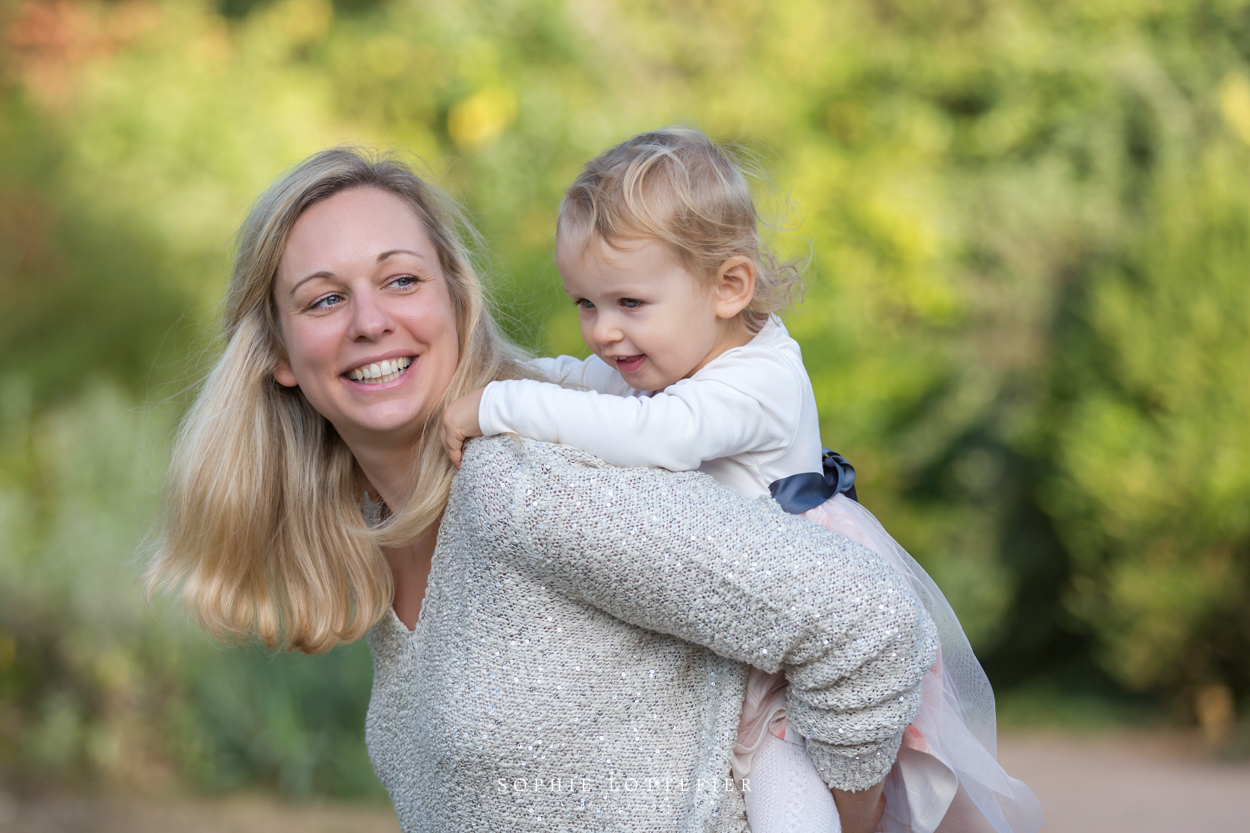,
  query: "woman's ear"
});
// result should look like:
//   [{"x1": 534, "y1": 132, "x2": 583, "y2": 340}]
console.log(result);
[
  {"x1": 713, "y1": 256, "x2": 757, "y2": 320},
  {"x1": 273, "y1": 356, "x2": 298, "y2": 387}
]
